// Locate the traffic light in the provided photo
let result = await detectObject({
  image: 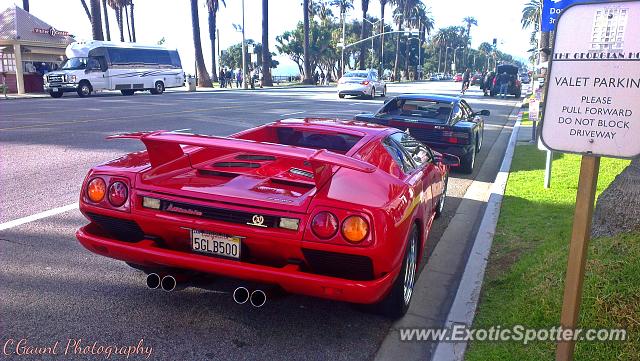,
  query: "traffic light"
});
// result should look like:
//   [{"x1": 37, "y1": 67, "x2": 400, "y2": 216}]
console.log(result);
[{"x1": 492, "y1": 38, "x2": 497, "y2": 46}]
